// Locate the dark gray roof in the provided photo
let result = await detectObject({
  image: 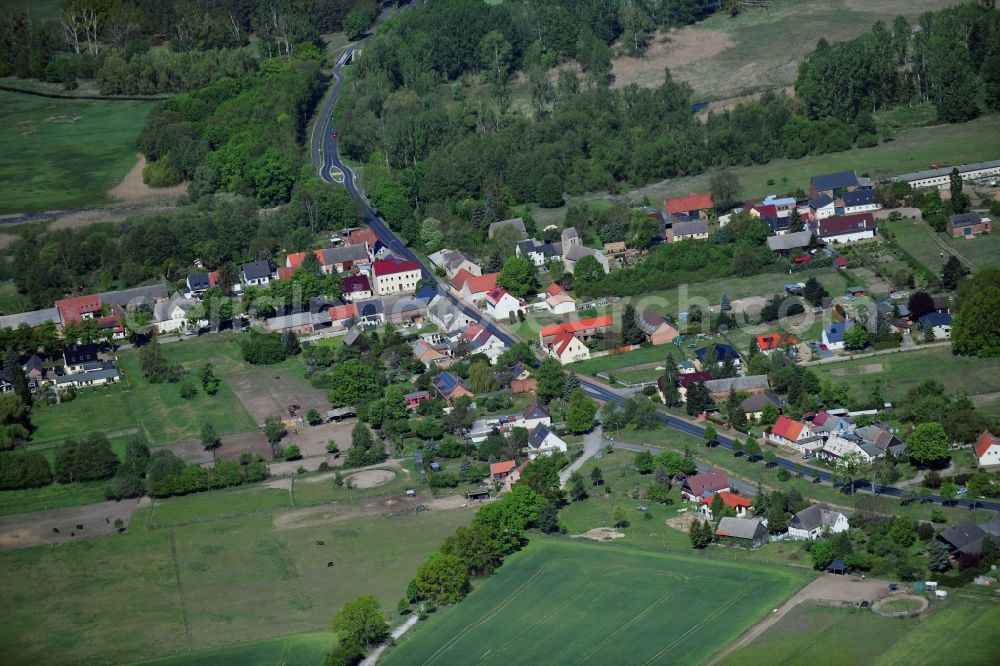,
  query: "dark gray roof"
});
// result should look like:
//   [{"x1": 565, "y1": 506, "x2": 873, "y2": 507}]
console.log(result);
[
  {"x1": 809, "y1": 194, "x2": 834, "y2": 209},
  {"x1": 528, "y1": 425, "x2": 552, "y2": 449},
  {"x1": 895, "y1": 159, "x2": 1000, "y2": 184},
  {"x1": 811, "y1": 171, "x2": 858, "y2": 192},
  {"x1": 101, "y1": 284, "x2": 169, "y2": 307},
  {"x1": 186, "y1": 273, "x2": 210, "y2": 291},
  {"x1": 488, "y1": 217, "x2": 526, "y2": 239},
  {"x1": 356, "y1": 298, "x2": 385, "y2": 318},
  {"x1": 716, "y1": 517, "x2": 766, "y2": 540},
  {"x1": 56, "y1": 361, "x2": 119, "y2": 385},
  {"x1": 703, "y1": 375, "x2": 769, "y2": 394},
  {"x1": 948, "y1": 213, "x2": 982, "y2": 228},
  {"x1": 321, "y1": 245, "x2": 369, "y2": 265},
  {"x1": 939, "y1": 520, "x2": 988, "y2": 555},
  {"x1": 242, "y1": 261, "x2": 272, "y2": 281},
  {"x1": 790, "y1": 503, "x2": 844, "y2": 532},
  {"x1": 842, "y1": 189, "x2": 875, "y2": 207},
  {"x1": 672, "y1": 220, "x2": 708, "y2": 237},
  {"x1": 63, "y1": 344, "x2": 99, "y2": 365},
  {"x1": 741, "y1": 392, "x2": 780, "y2": 413},
  {"x1": 522, "y1": 401, "x2": 549, "y2": 420}
]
